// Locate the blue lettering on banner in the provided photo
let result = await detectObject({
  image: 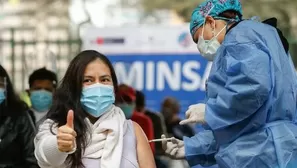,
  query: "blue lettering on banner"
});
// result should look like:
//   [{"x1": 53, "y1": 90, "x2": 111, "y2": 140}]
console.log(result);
[
  {"x1": 107, "y1": 53, "x2": 211, "y2": 117},
  {"x1": 104, "y1": 48, "x2": 218, "y2": 168}
]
